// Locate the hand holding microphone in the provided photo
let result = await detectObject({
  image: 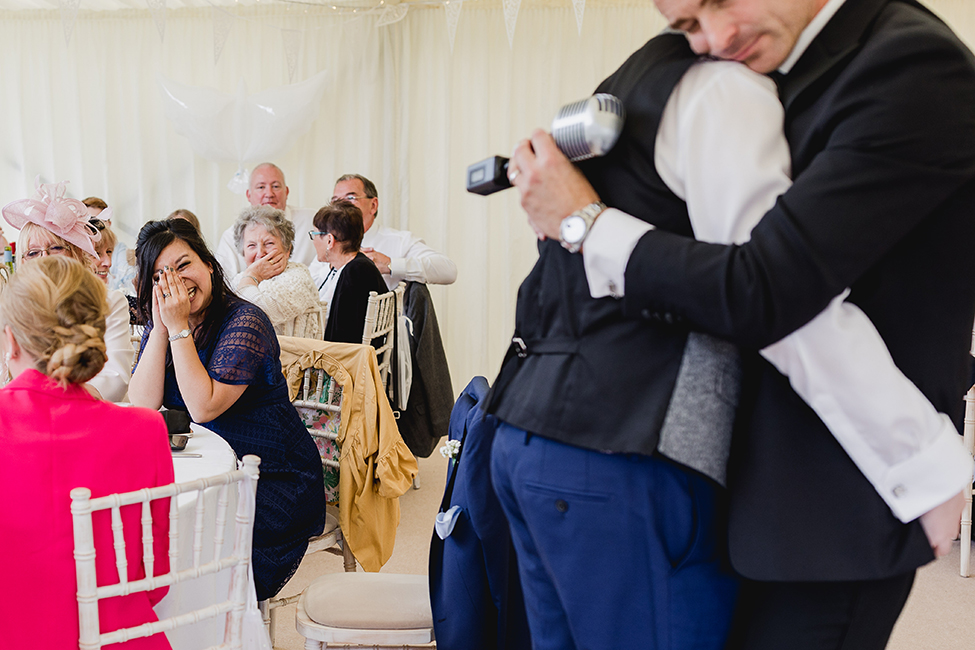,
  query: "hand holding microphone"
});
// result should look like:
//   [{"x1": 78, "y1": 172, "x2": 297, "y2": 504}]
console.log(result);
[
  {"x1": 468, "y1": 94, "x2": 625, "y2": 242},
  {"x1": 466, "y1": 94, "x2": 625, "y2": 196}
]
